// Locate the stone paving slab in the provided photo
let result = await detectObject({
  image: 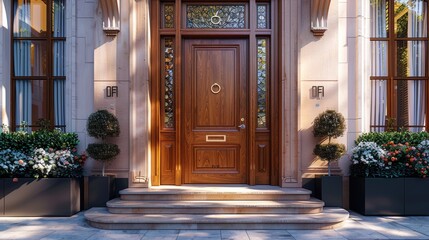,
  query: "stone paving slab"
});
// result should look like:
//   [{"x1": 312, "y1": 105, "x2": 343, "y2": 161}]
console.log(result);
[{"x1": 1, "y1": 211, "x2": 429, "y2": 239}]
